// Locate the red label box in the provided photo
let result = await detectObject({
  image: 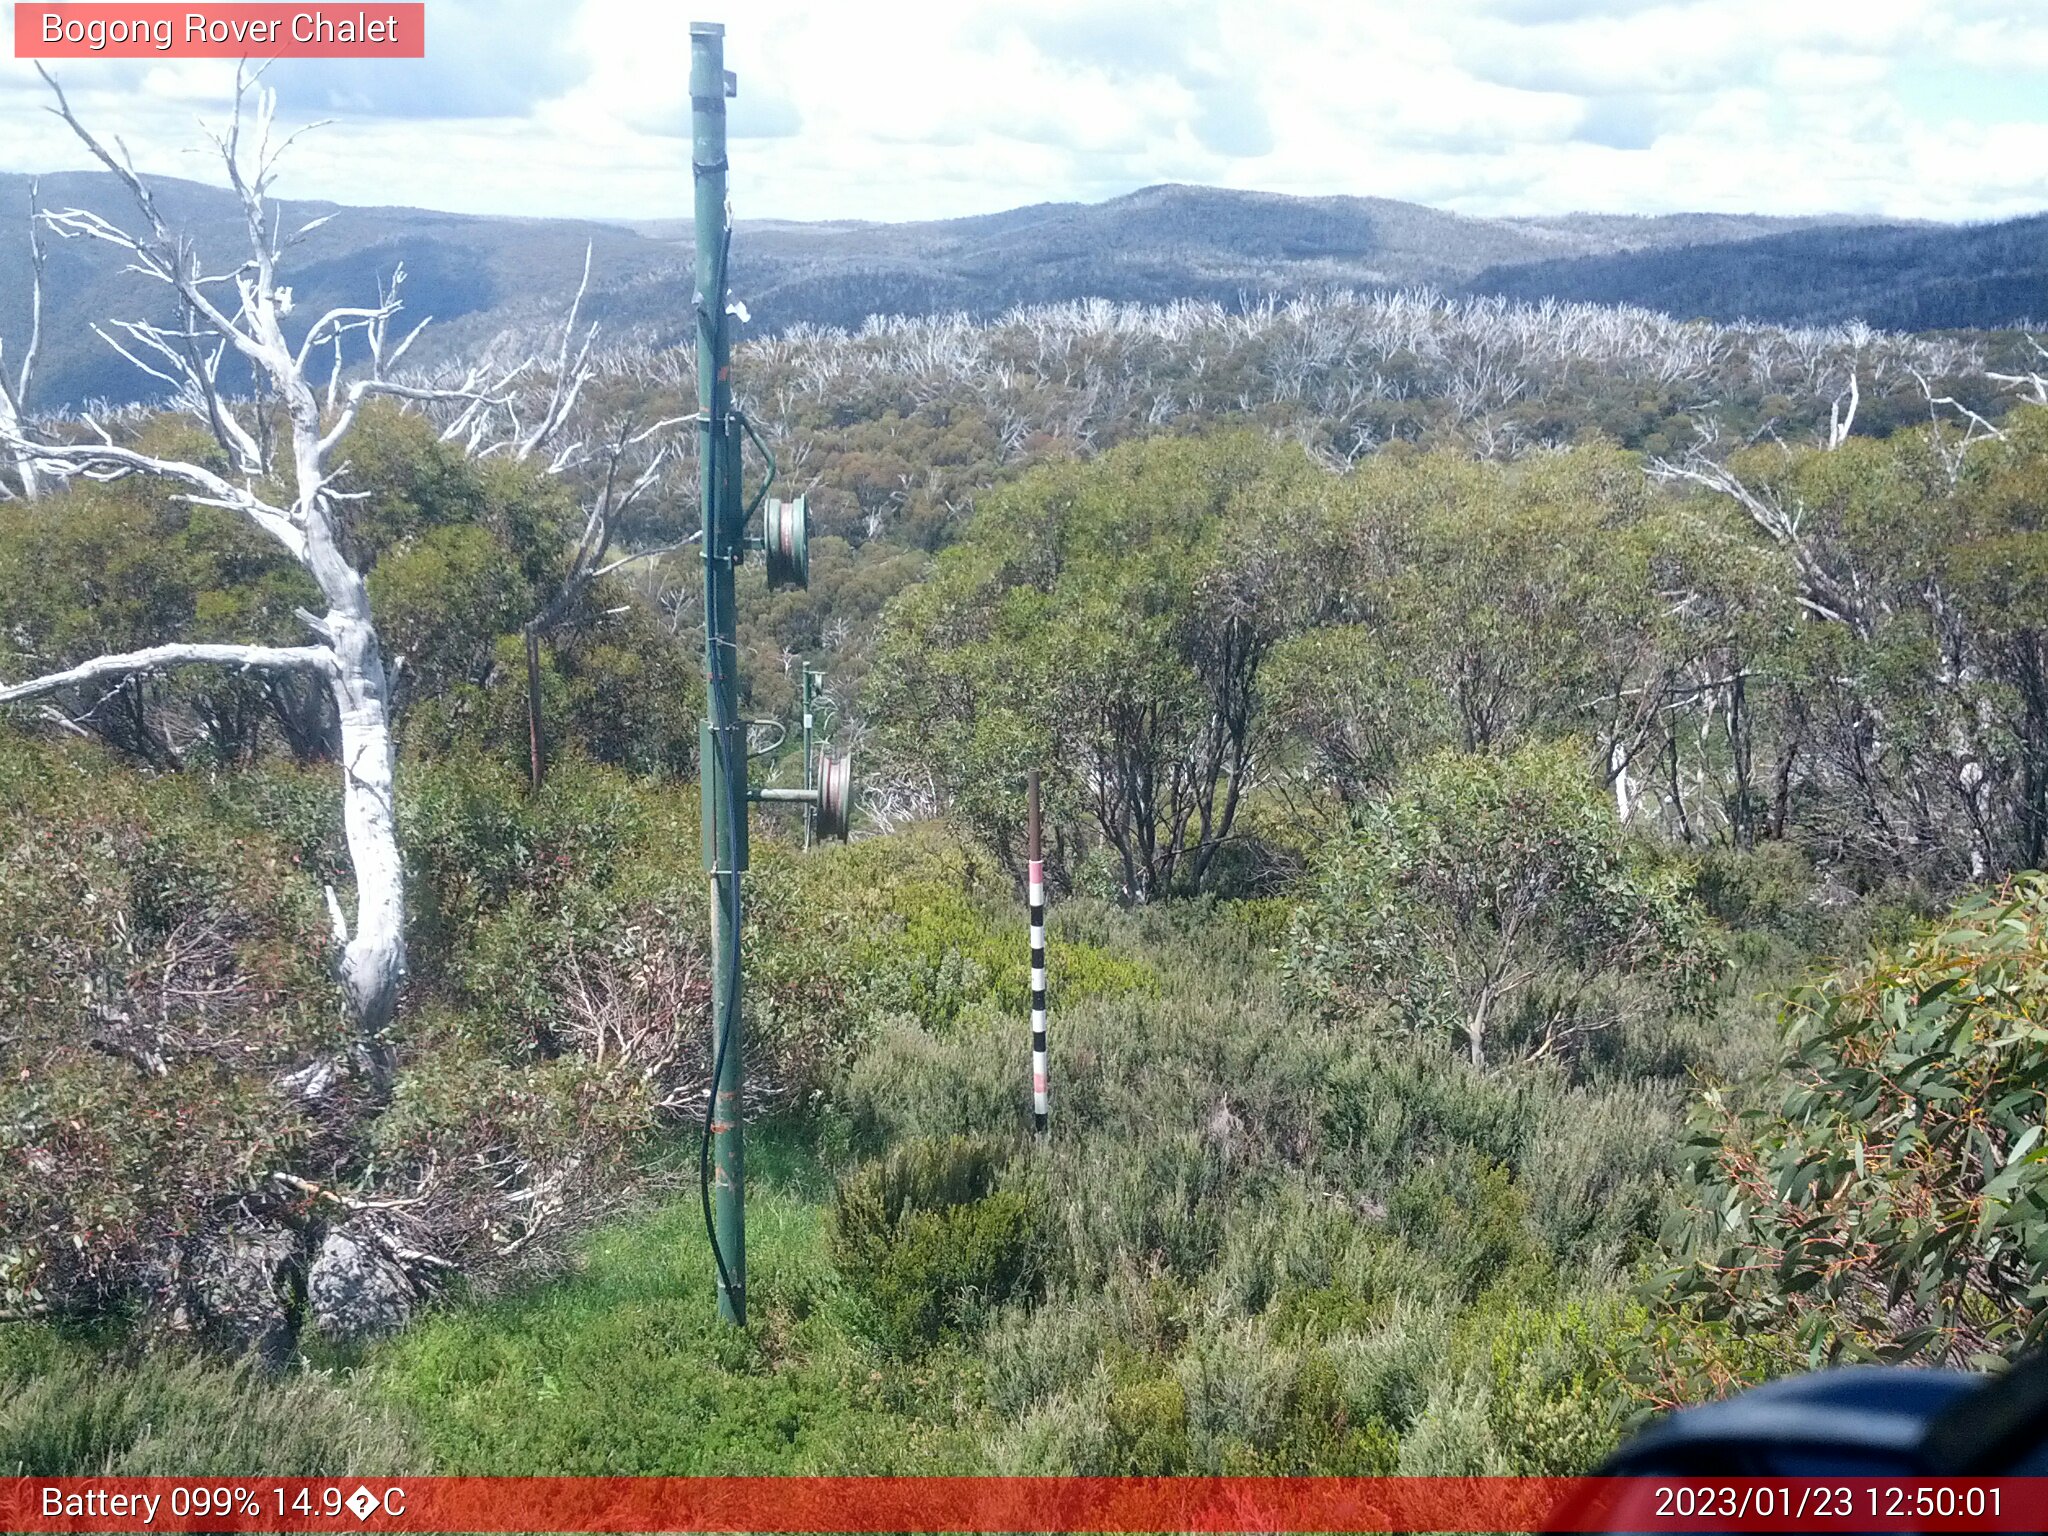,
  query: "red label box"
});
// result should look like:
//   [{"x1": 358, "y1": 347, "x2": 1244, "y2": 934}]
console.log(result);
[
  {"x1": 15, "y1": 4, "x2": 426, "y2": 58},
  {"x1": 7, "y1": 1476, "x2": 2048, "y2": 1533}
]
